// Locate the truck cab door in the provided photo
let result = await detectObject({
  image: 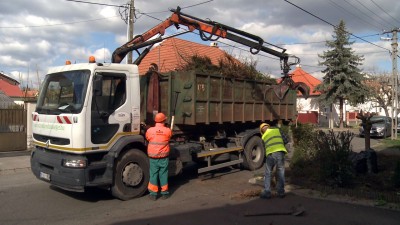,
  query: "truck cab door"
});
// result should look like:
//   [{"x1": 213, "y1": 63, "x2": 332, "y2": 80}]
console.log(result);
[{"x1": 91, "y1": 72, "x2": 127, "y2": 144}]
